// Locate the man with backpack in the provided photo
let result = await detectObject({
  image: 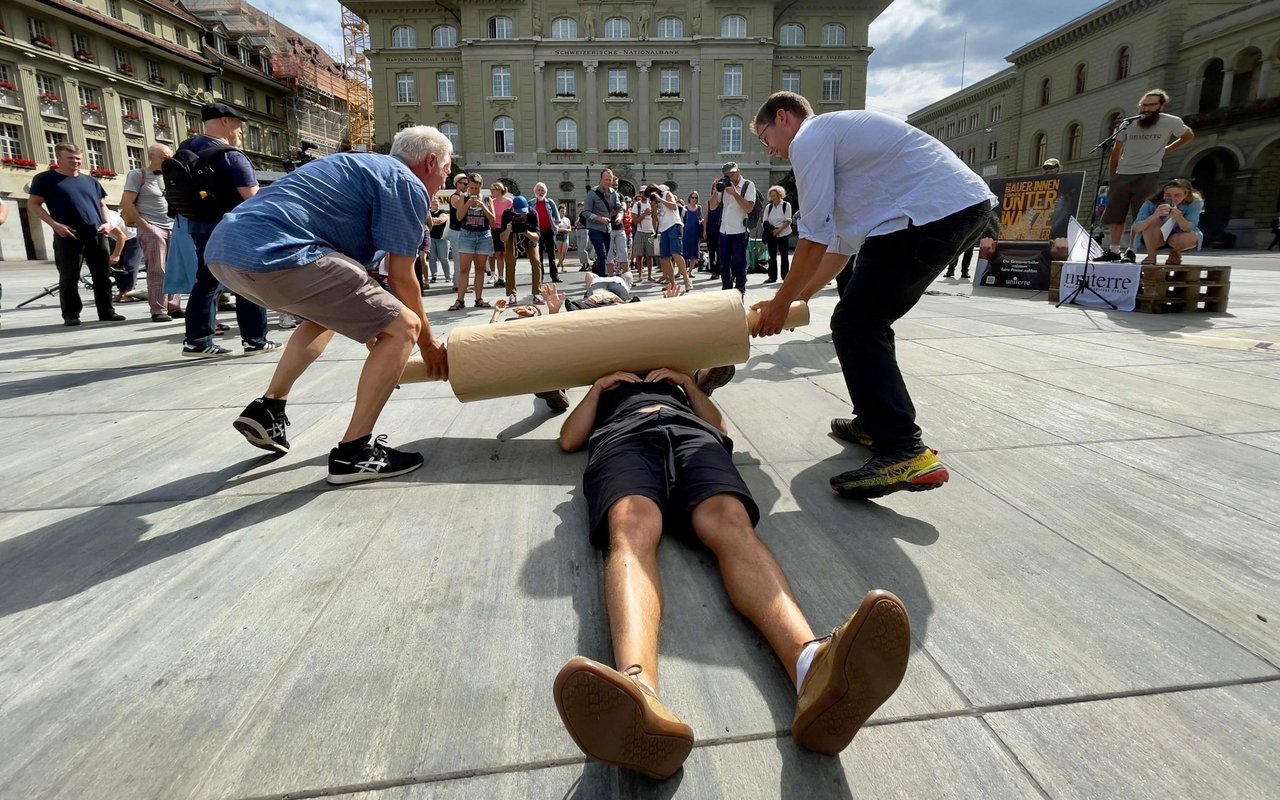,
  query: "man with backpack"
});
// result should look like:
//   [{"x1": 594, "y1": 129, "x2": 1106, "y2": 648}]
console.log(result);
[
  {"x1": 706, "y1": 162, "x2": 758, "y2": 294},
  {"x1": 168, "y1": 102, "x2": 275, "y2": 357}
]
